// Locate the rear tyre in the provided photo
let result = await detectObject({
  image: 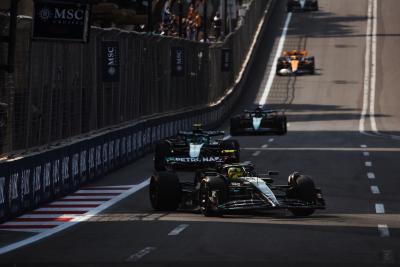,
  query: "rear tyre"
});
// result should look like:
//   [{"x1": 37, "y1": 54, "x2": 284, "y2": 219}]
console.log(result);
[
  {"x1": 149, "y1": 171, "x2": 181, "y2": 211},
  {"x1": 288, "y1": 175, "x2": 317, "y2": 216},
  {"x1": 154, "y1": 141, "x2": 171, "y2": 171},
  {"x1": 199, "y1": 176, "x2": 227, "y2": 217},
  {"x1": 308, "y1": 57, "x2": 315, "y2": 74}
]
